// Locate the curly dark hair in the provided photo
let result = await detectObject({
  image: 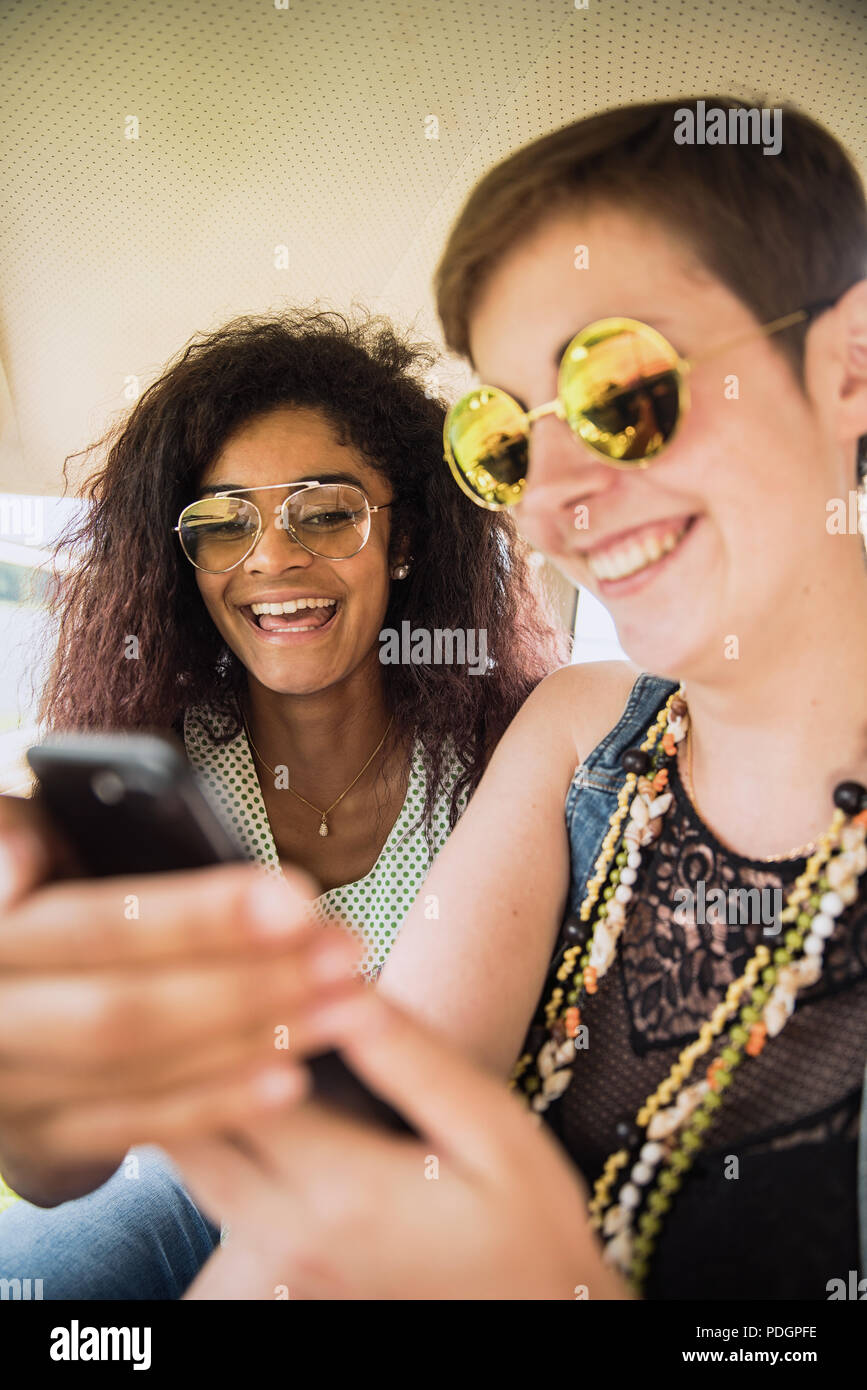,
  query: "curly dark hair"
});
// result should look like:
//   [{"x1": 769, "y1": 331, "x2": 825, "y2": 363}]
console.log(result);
[{"x1": 41, "y1": 307, "x2": 568, "y2": 842}]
